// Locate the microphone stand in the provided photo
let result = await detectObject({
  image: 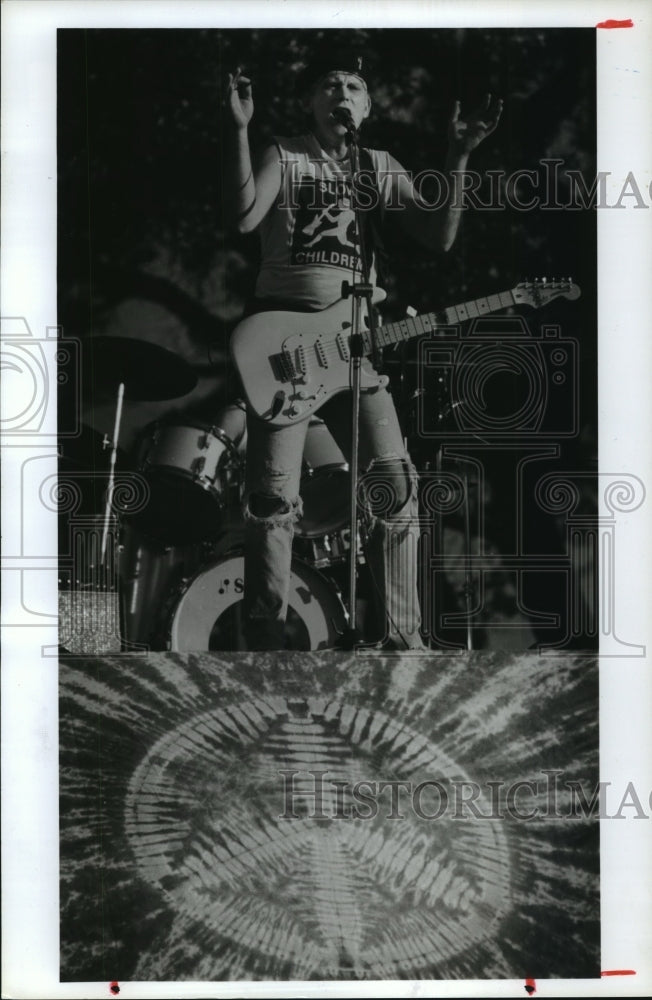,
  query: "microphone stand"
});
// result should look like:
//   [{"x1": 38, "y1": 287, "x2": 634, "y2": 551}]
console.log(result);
[{"x1": 336, "y1": 113, "x2": 381, "y2": 649}]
